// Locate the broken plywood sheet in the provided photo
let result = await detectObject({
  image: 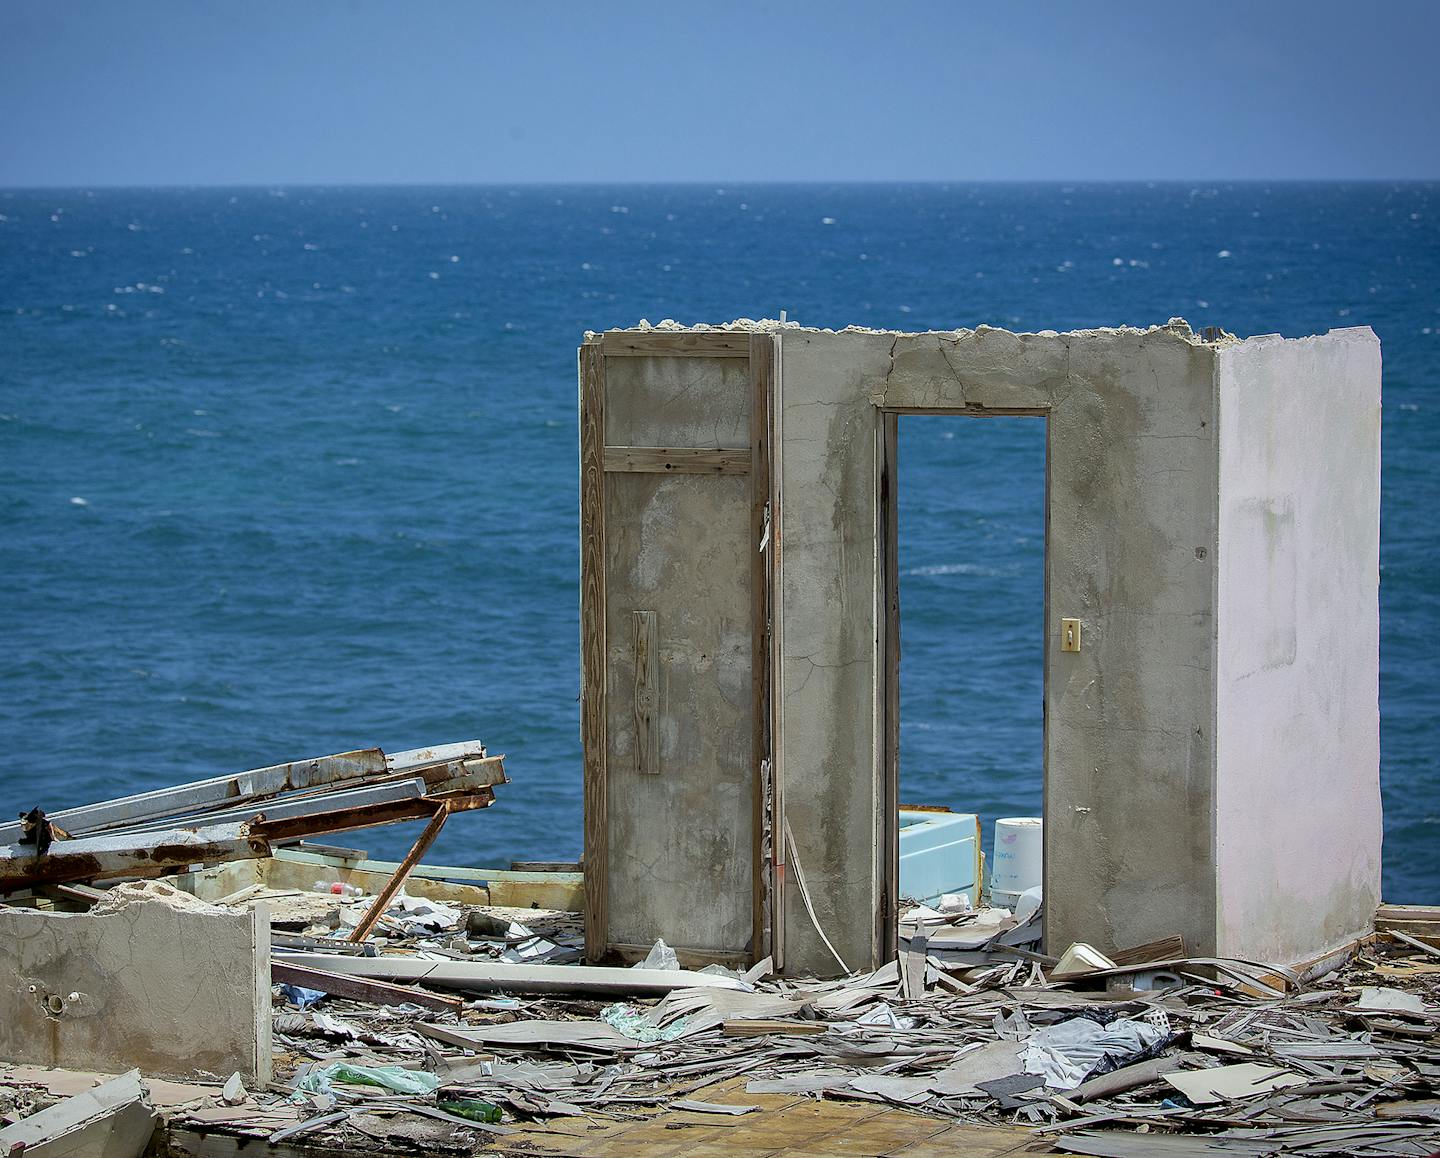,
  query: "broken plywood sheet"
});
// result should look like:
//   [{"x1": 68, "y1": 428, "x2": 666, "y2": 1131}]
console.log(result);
[
  {"x1": 2, "y1": 1066, "x2": 221, "y2": 1109},
  {"x1": 419, "y1": 1020, "x2": 637, "y2": 1053},
  {"x1": 277, "y1": 952, "x2": 745, "y2": 995},
  {"x1": 1160, "y1": 1061, "x2": 1305, "y2": 1105},
  {"x1": 1354, "y1": 985, "x2": 1432, "y2": 1017},
  {"x1": 0, "y1": 898, "x2": 271, "y2": 1083},
  {"x1": 929, "y1": 1041, "x2": 1028, "y2": 1096}
]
